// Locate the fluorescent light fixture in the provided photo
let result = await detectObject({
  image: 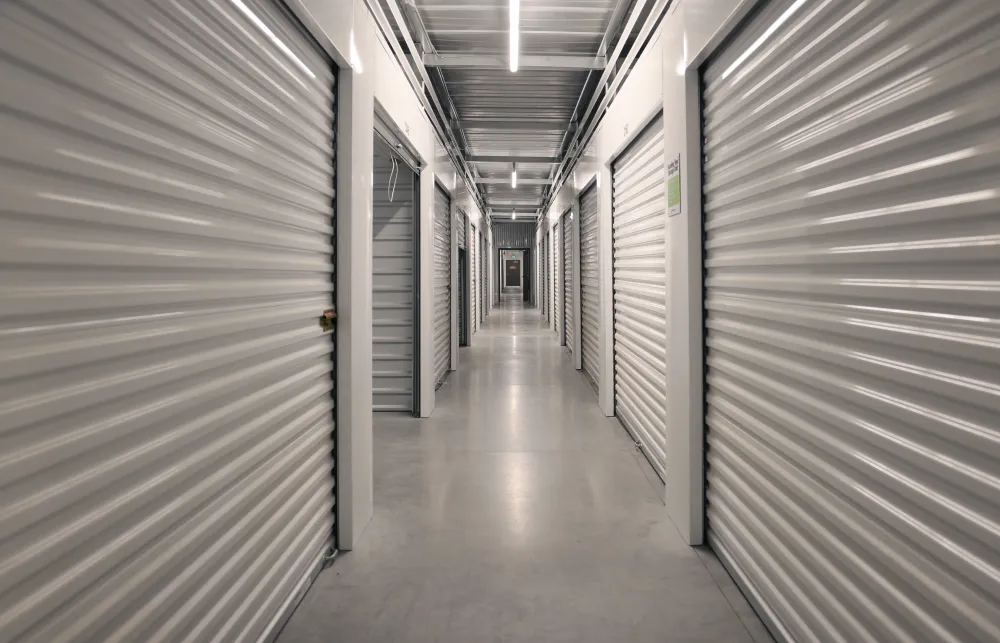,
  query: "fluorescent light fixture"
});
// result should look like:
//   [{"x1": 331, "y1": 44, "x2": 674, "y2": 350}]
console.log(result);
[
  {"x1": 511, "y1": 162, "x2": 517, "y2": 188},
  {"x1": 509, "y1": 0, "x2": 519, "y2": 72},
  {"x1": 228, "y1": 0, "x2": 316, "y2": 79}
]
